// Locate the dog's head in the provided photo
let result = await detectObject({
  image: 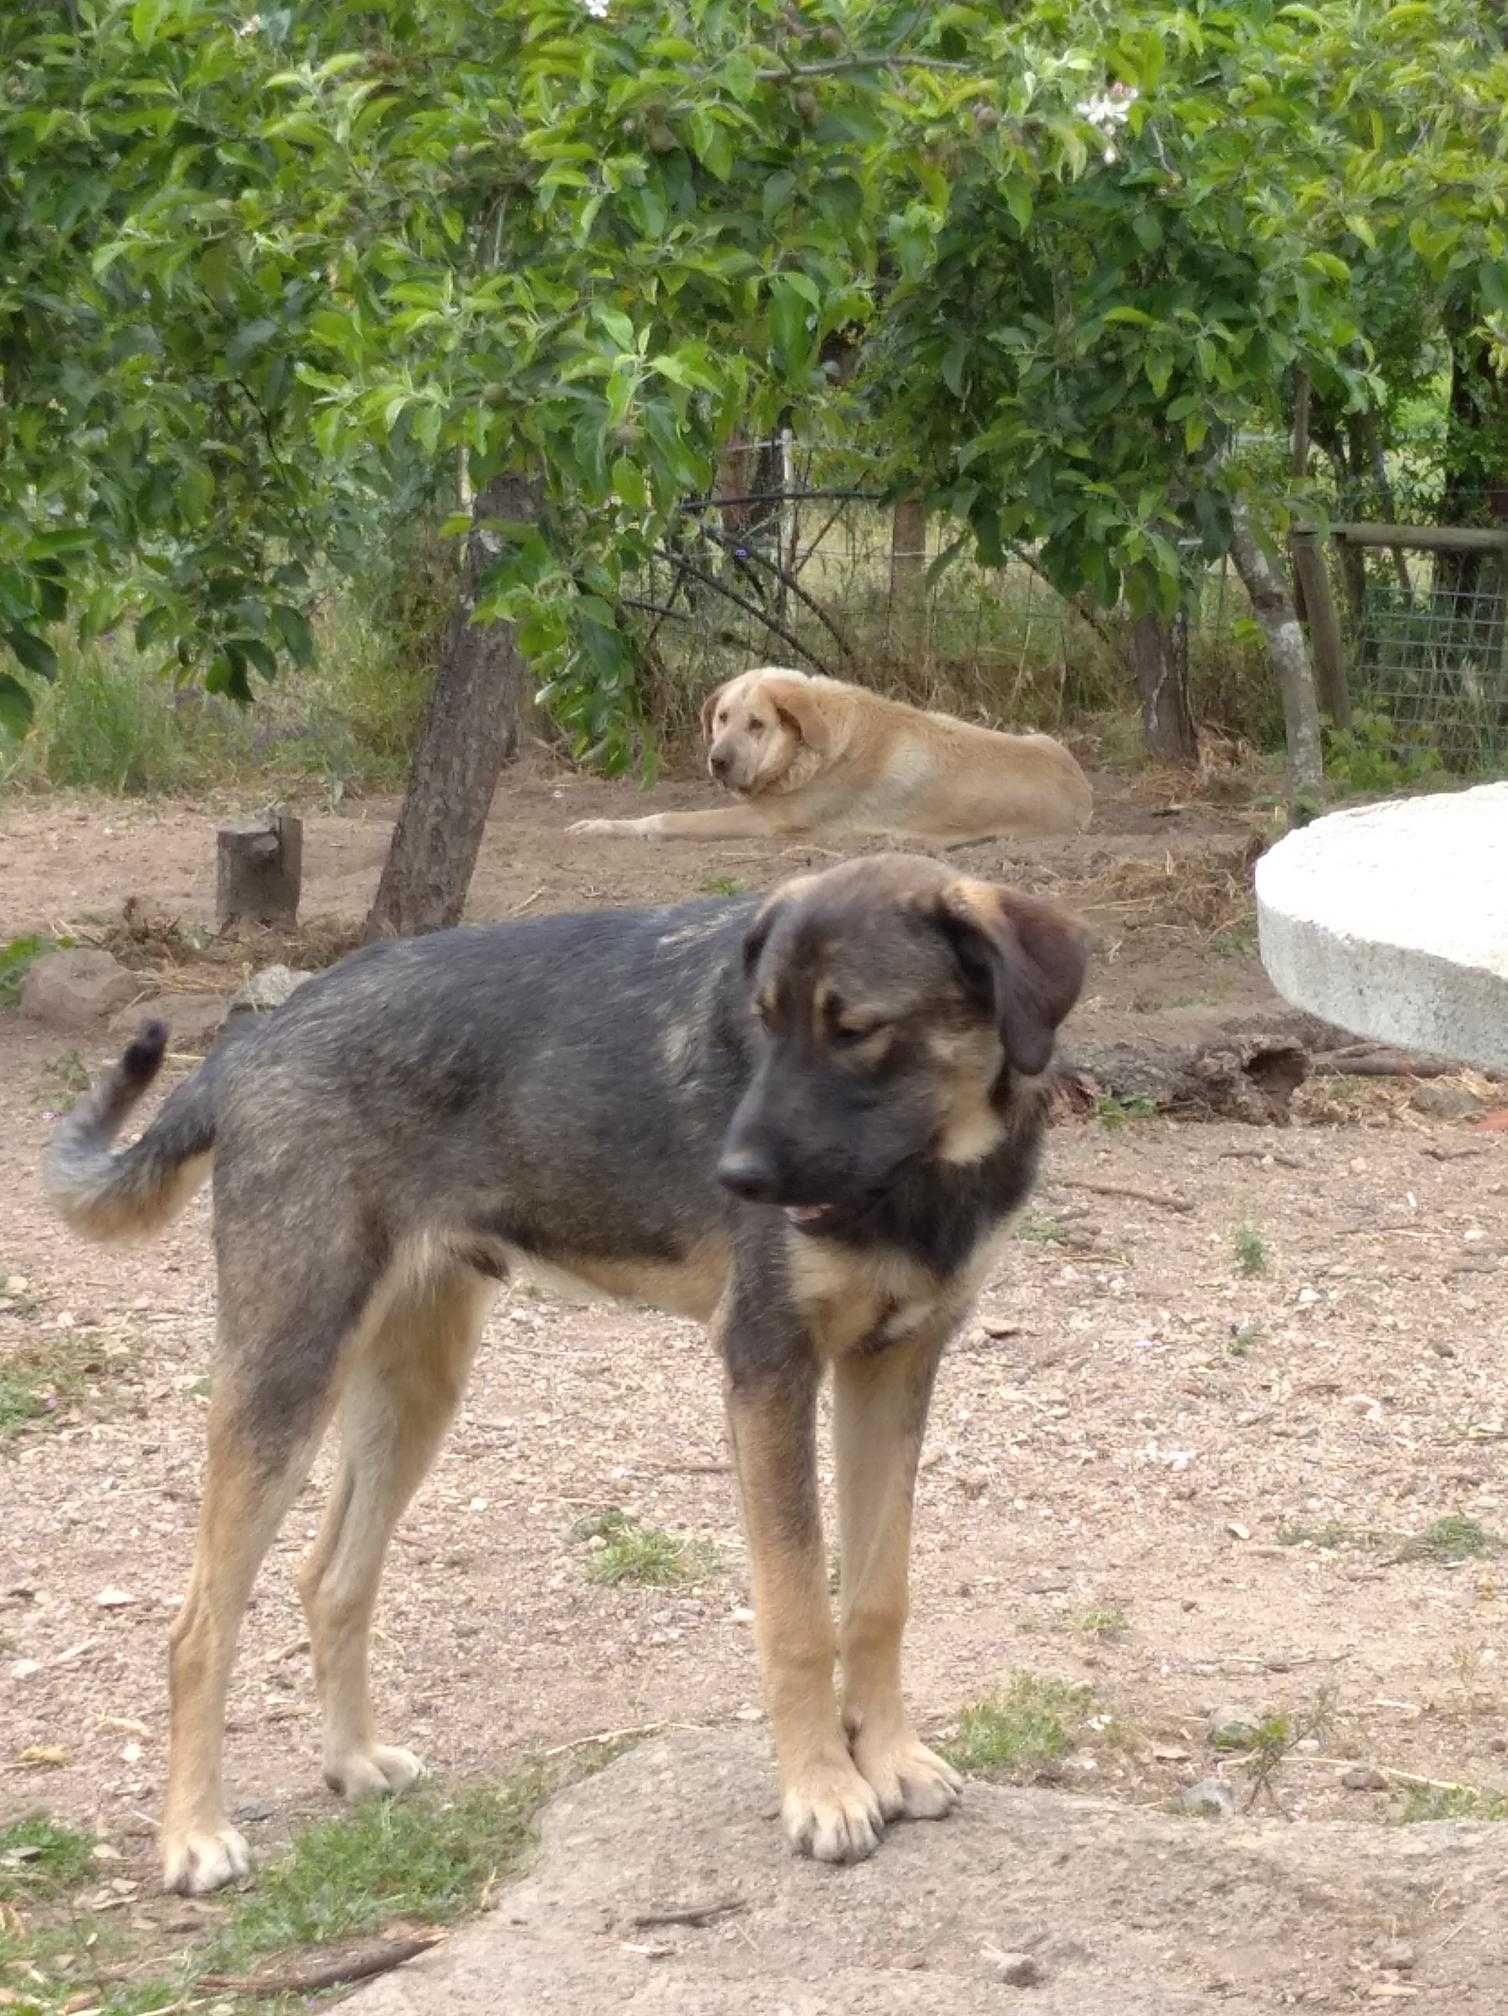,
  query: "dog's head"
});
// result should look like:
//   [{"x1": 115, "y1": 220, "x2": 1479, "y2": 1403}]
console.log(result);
[
  {"x1": 717, "y1": 855, "x2": 1087, "y2": 1228},
  {"x1": 700, "y1": 667, "x2": 825, "y2": 797}
]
